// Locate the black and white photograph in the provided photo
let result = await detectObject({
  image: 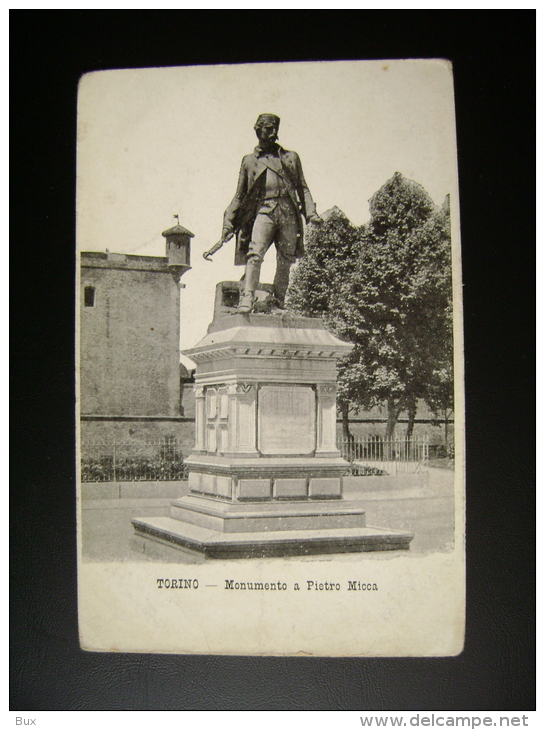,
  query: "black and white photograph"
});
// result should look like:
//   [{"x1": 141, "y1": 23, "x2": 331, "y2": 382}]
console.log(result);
[{"x1": 76, "y1": 60, "x2": 463, "y2": 656}]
